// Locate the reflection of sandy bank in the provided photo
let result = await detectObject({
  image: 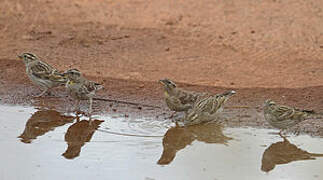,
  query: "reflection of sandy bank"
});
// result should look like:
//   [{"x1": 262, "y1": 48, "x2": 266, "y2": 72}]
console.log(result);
[
  {"x1": 261, "y1": 136, "x2": 323, "y2": 172},
  {"x1": 18, "y1": 110, "x2": 74, "y2": 143},
  {"x1": 62, "y1": 119, "x2": 104, "y2": 159},
  {"x1": 158, "y1": 122, "x2": 232, "y2": 165}
]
